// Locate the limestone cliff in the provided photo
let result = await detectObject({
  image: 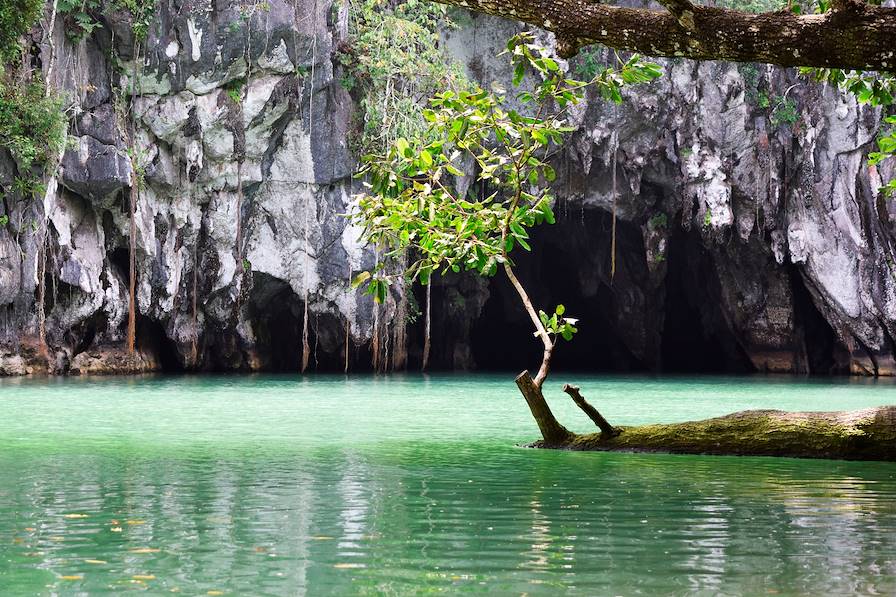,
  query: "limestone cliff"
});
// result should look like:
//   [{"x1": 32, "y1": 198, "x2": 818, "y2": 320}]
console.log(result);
[{"x1": 1, "y1": 2, "x2": 894, "y2": 375}]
